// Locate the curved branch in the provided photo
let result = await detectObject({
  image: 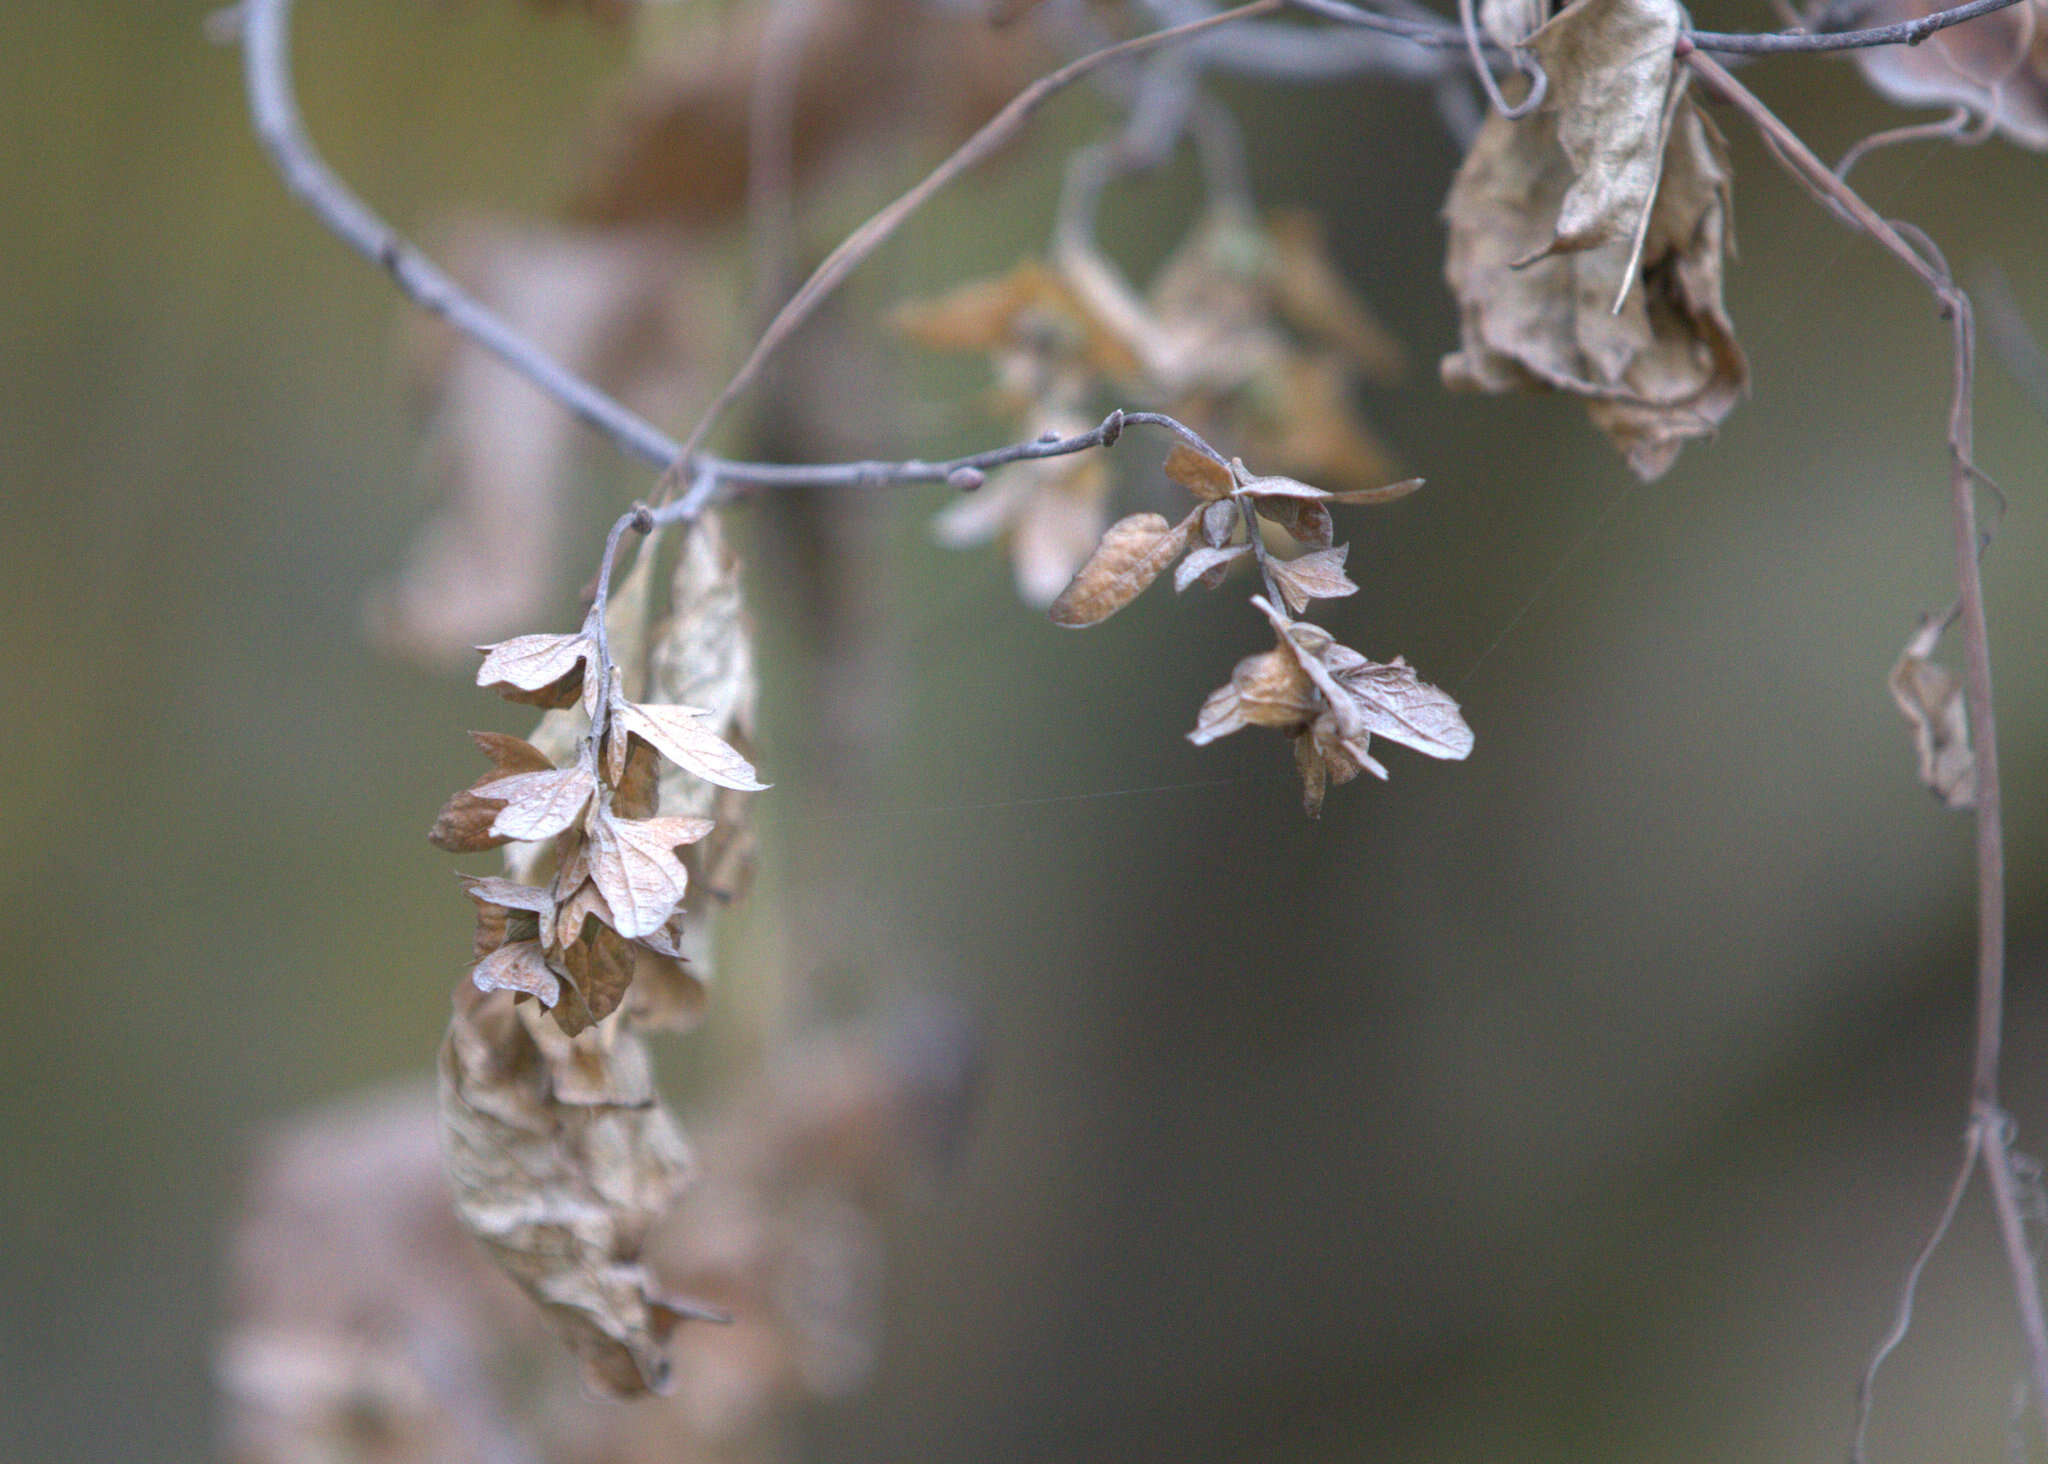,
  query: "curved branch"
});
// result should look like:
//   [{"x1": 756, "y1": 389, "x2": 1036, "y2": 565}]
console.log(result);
[{"x1": 237, "y1": 0, "x2": 684, "y2": 472}]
